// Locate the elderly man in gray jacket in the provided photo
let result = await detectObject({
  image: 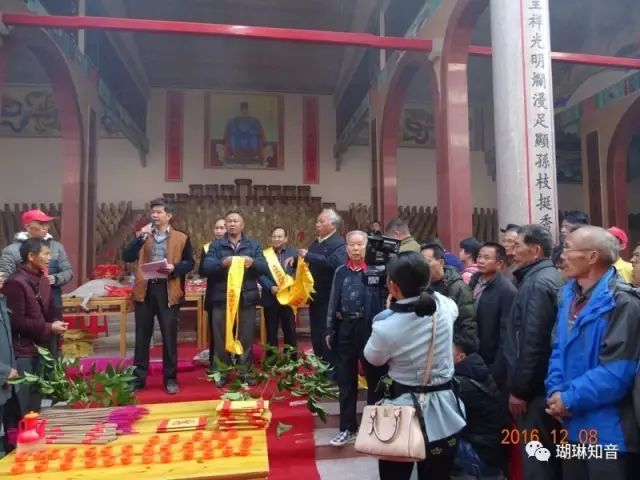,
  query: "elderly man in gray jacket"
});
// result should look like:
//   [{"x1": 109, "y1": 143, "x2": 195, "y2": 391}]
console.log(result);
[{"x1": 0, "y1": 209, "x2": 73, "y2": 358}]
